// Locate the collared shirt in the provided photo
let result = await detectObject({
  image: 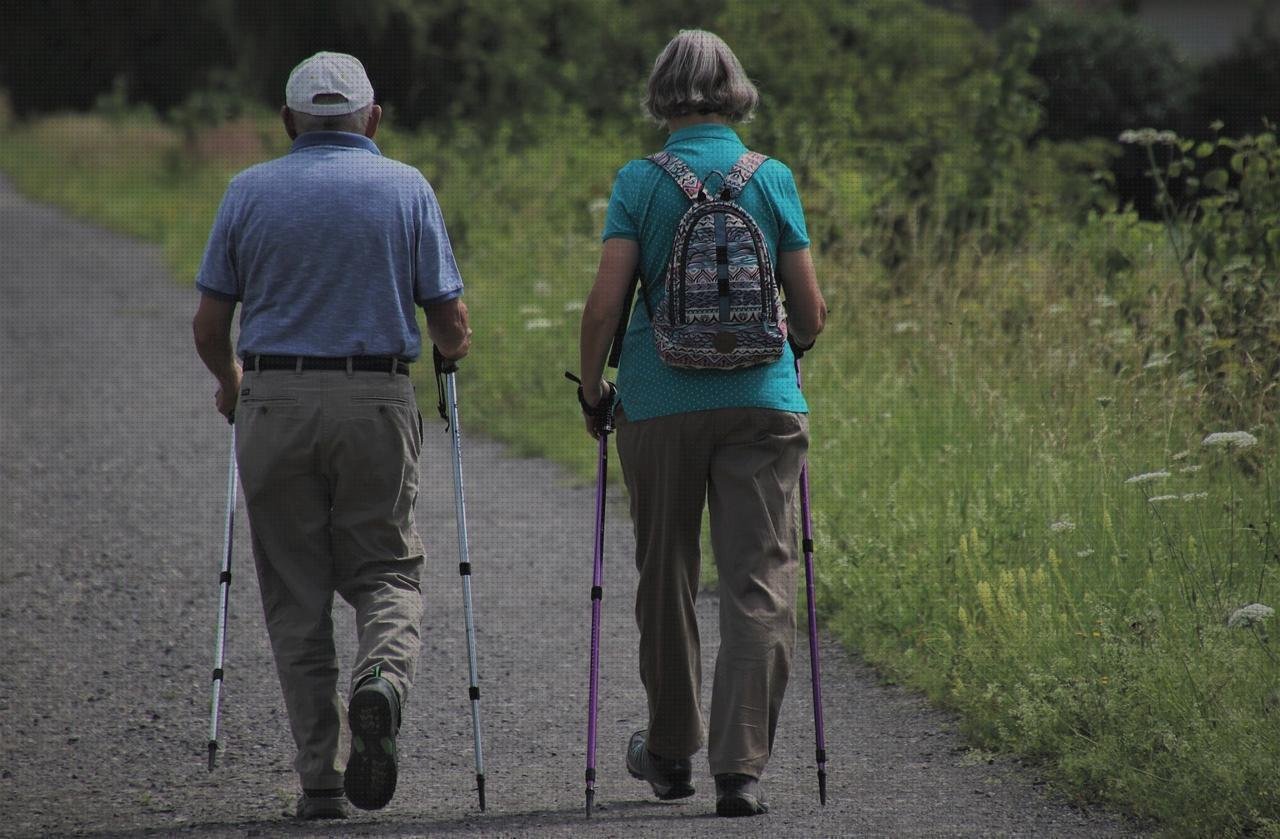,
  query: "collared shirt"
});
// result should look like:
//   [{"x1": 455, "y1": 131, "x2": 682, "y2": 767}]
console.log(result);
[
  {"x1": 196, "y1": 131, "x2": 463, "y2": 361},
  {"x1": 602, "y1": 123, "x2": 811, "y2": 422}
]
